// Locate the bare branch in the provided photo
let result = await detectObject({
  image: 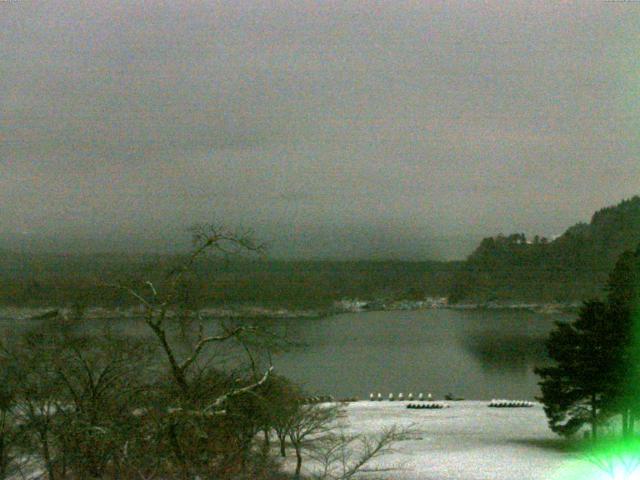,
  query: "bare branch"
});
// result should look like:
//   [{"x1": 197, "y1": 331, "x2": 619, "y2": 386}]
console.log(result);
[
  {"x1": 102, "y1": 282, "x2": 153, "y2": 311},
  {"x1": 178, "y1": 326, "x2": 248, "y2": 372},
  {"x1": 204, "y1": 366, "x2": 274, "y2": 414},
  {"x1": 145, "y1": 281, "x2": 158, "y2": 298}
]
